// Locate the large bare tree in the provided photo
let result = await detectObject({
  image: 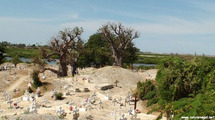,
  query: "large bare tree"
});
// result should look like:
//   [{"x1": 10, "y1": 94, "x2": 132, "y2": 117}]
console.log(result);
[
  {"x1": 99, "y1": 22, "x2": 139, "y2": 67},
  {"x1": 38, "y1": 27, "x2": 83, "y2": 77}
]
